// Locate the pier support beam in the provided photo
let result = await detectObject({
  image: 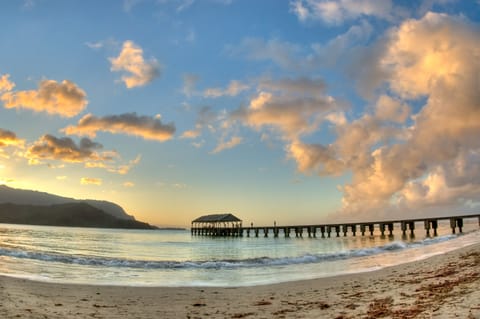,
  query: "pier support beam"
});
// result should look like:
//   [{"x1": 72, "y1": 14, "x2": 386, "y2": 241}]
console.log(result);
[
  {"x1": 450, "y1": 218, "x2": 456, "y2": 234},
  {"x1": 379, "y1": 223, "x2": 386, "y2": 236},
  {"x1": 387, "y1": 223, "x2": 394, "y2": 236},
  {"x1": 351, "y1": 225, "x2": 357, "y2": 236},
  {"x1": 342, "y1": 225, "x2": 348, "y2": 237},
  {"x1": 368, "y1": 224, "x2": 374, "y2": 236},
  {"x1": 457, "y1": 218, "x2": 463, "y2": 233},
  {"x1": 320, "y1": 226, "x2": 325, "y2": 238},
  {"x1": 408, "y1": 221, "x2": 415, "y2": 236},
  {"x1": 431, "y1": 220, "x2": 438, "y2": 236},
  {"x1": 335, "y1": 226, "x2": 340, "y2": 237},
  {"x1": 360, "y1": 224, "x2": 366, "y2": 236},
  {"x1": 424, "y1": 220, "x2": 431, "y2": 236}
]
